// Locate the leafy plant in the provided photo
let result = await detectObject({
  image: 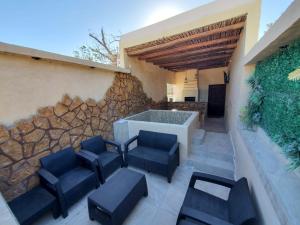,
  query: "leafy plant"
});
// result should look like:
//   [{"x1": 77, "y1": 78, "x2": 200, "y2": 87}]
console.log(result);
[
  {"x1": 242, "y1": 39, "x2": 300, "y2": 169},
  {"x1": 240, "y1": 74, "x2": 264, "y2": 128}
]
